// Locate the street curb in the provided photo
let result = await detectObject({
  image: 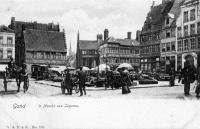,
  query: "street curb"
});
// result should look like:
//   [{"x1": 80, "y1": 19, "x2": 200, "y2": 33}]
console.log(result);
[{"x1": 35, "y1": 81, "x2": 182, "y2": 91}]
